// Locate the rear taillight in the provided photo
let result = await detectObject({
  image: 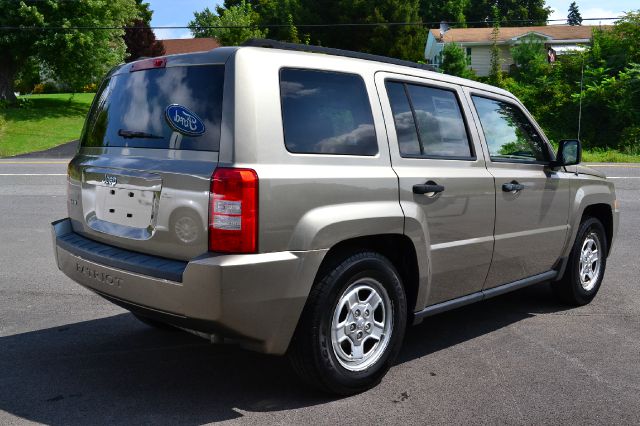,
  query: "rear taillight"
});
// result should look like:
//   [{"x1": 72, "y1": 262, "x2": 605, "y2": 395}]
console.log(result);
[{"x1": 209, "y1": 168, "x2": 258, "y2": 253}]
